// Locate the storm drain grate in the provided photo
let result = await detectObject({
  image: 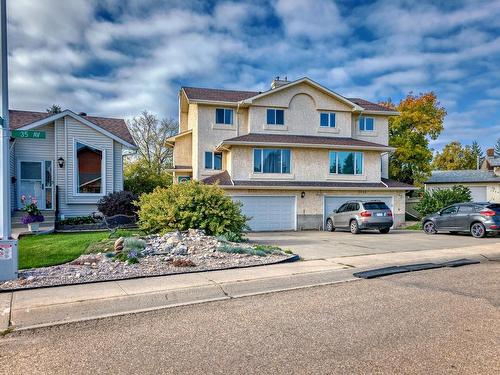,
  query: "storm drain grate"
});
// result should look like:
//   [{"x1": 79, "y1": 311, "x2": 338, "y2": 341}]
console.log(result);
[{"x1": 353, "y1": 258, "x2": 479, "y2": 279}]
